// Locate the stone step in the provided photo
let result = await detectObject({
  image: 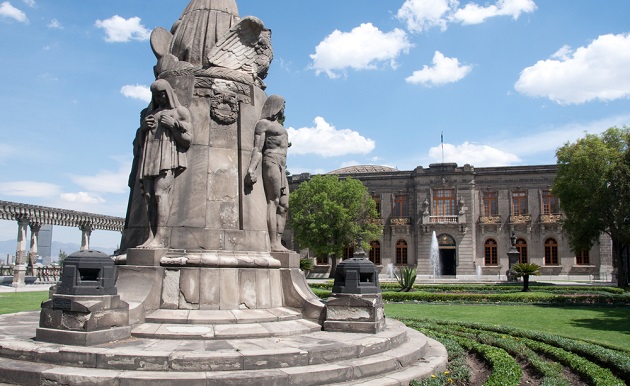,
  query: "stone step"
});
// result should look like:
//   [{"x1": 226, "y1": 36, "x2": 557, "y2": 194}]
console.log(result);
[
  {"x1": 0, "y1": 326, "x2": 446, "y2": 386},
  {"x1": 131, "y1": 318, "x2": 322, "y2": 340},
  {"x1": 144, "y1": 307, "x2": 302, "y2": 324}
]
